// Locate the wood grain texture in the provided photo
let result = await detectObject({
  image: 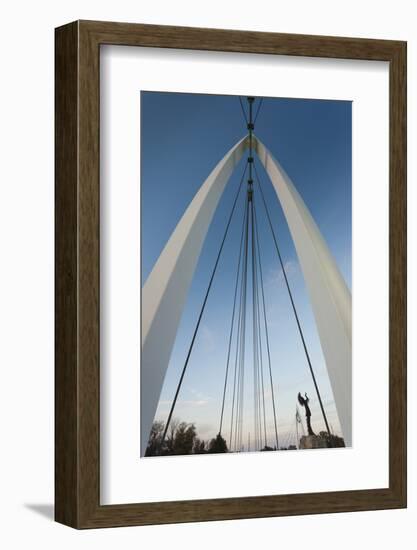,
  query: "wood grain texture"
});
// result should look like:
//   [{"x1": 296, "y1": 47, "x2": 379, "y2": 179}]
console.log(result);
[
  {"x1": 55, "y1": 21, "x2": 79, "y2": 527},
  {"x1": 55, "y1": 20, "x2": 407, "y2": 529}
]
